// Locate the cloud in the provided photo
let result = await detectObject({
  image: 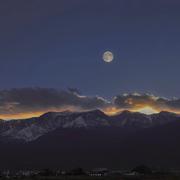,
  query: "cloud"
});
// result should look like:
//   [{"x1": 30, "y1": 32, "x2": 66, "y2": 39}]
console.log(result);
[
  {"x1": 114, "y1": 93, "x2": 160, "y2": 108},
  {"x1": 113, "y1": 93, "x2": 180, "y2": 112},
  {"x1": 1, "y1": 88, "x2": 180, "y2": 119},
  {"x1": 0, "y1": 88, "x2": 109, "y2": 118}
]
